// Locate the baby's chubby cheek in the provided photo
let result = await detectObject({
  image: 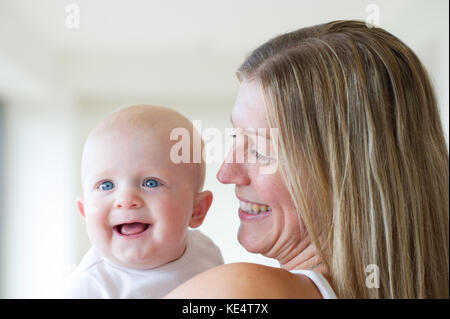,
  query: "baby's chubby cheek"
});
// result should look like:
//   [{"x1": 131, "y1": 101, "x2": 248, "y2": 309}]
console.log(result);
[
  {"x1": 152, "y1": 201, "x2": 192, "y2": 239},
  {"x1": 83, "y1": 201, "x2": 113, "y2": 243},
  {"x1": 83, "y1": 200, "x2": 110, "y2": 220}
]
